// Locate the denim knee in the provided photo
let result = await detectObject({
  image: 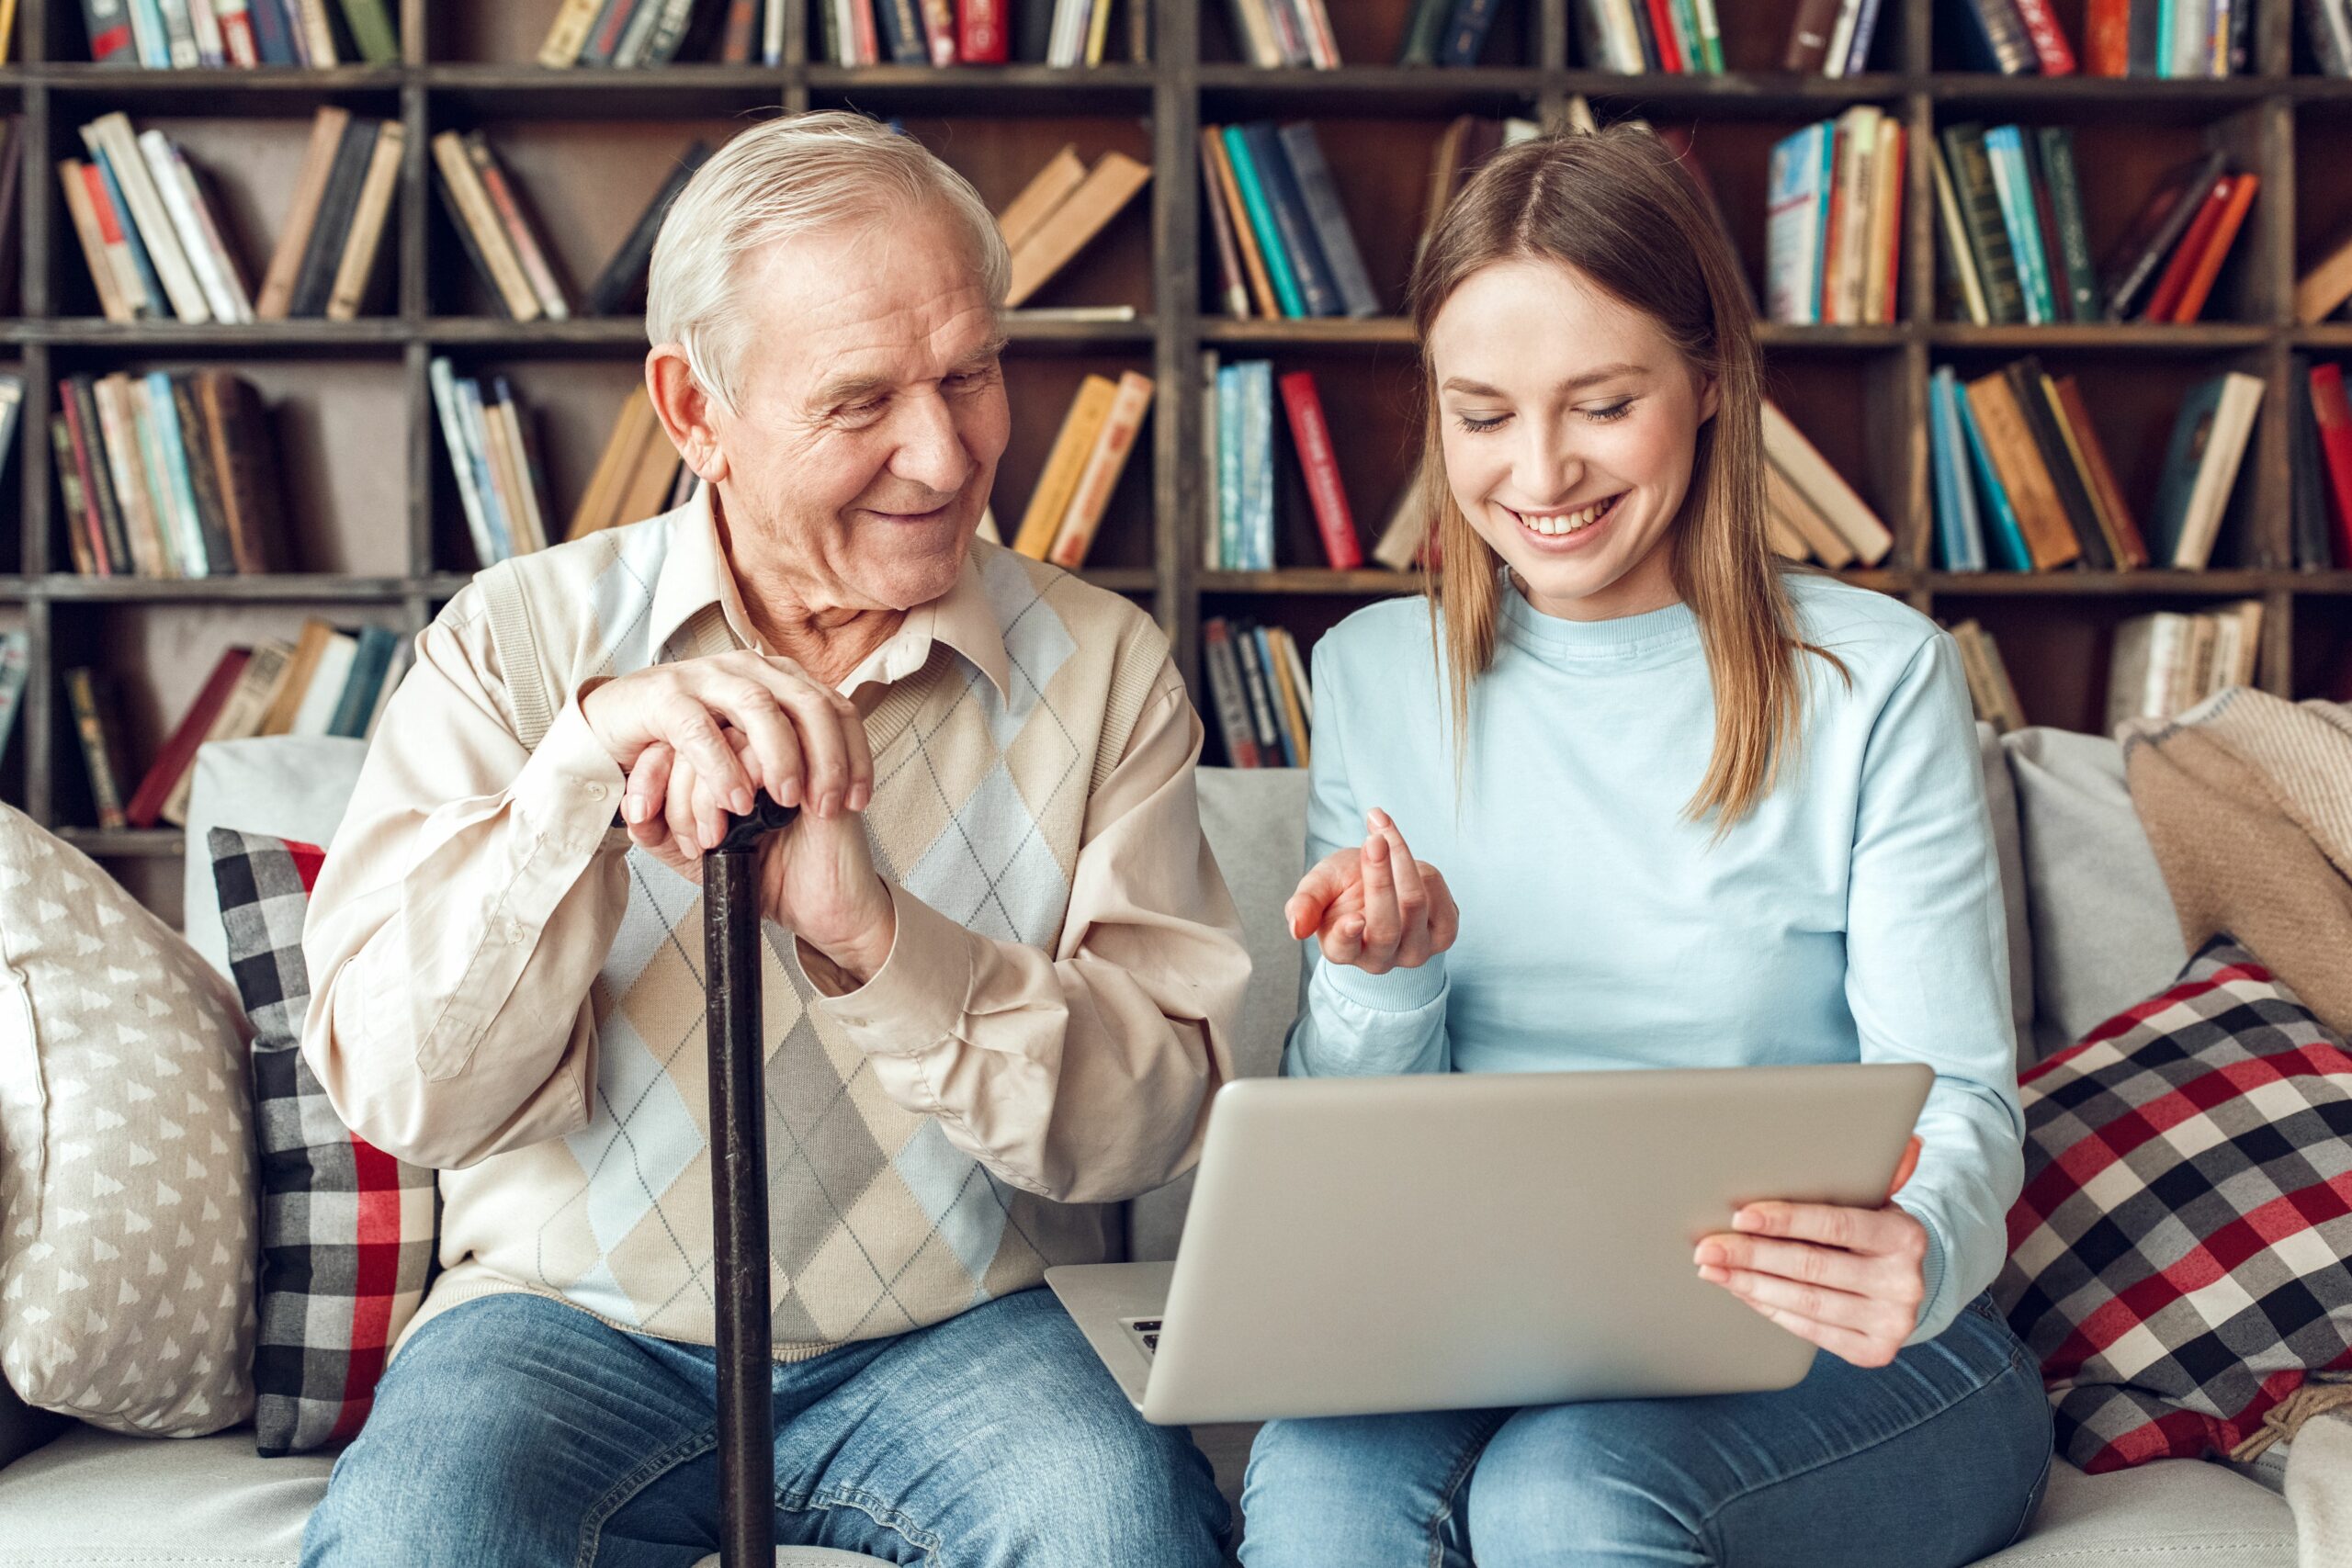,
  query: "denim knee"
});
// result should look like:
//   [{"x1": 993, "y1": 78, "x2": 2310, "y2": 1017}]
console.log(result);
[
  {"x1": 1238, "y1": 1412, "x2": 1498, "y2": 1568},
  {"x1": 956, "y1": 1398, "x2": 1227, "y2": 1567},
  {"x1": 1464, "y1": 1418, "x2": 1704, "y2": 1568}
]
